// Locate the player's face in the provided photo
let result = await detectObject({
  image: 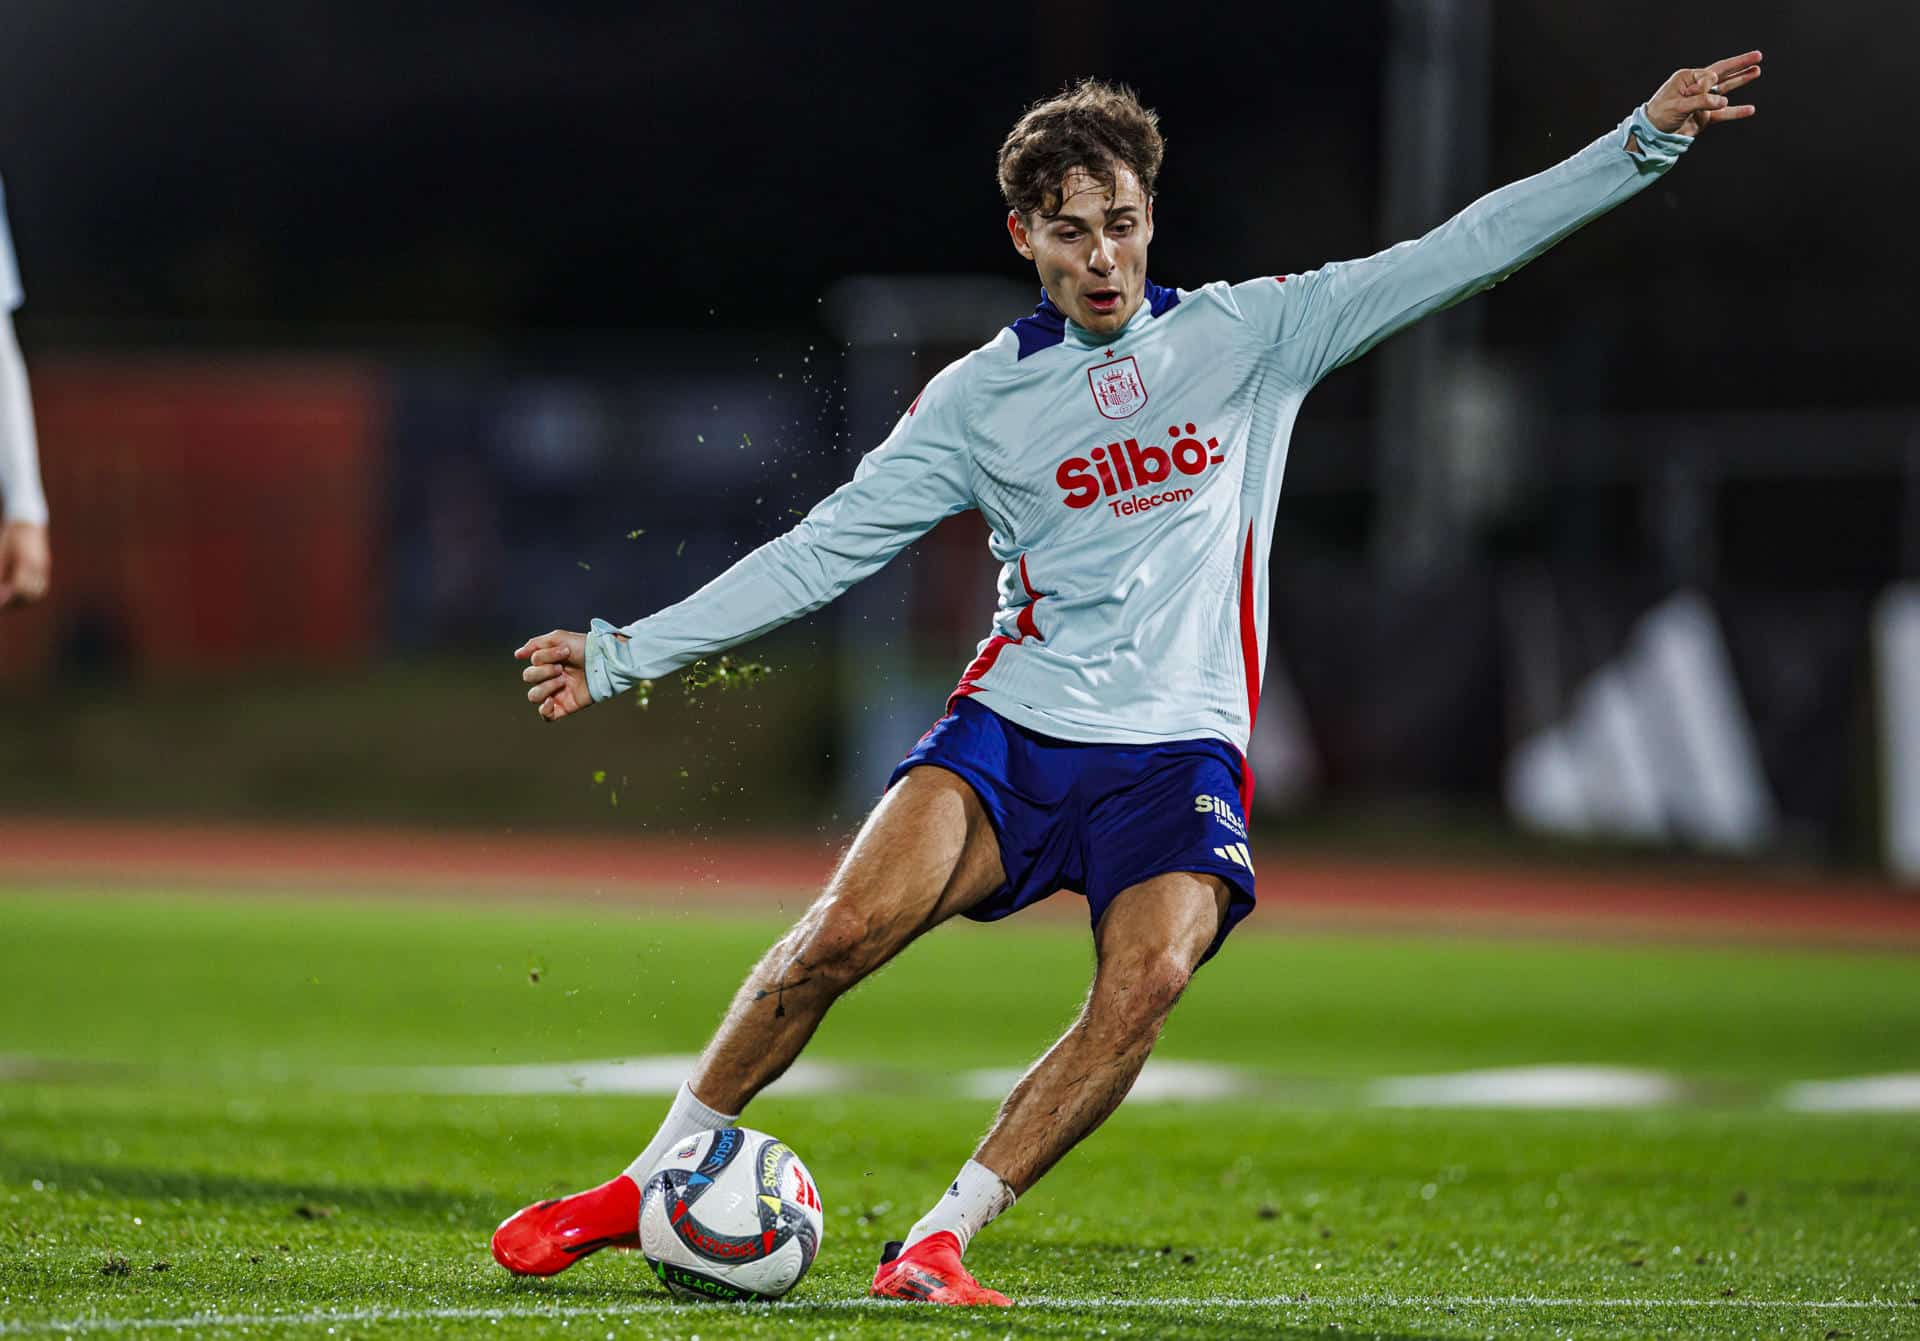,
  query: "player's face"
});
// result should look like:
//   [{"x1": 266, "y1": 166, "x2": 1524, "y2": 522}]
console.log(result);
[{"x1": 1007, "y1": 165, "x2": 1154, "y2": 337}]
